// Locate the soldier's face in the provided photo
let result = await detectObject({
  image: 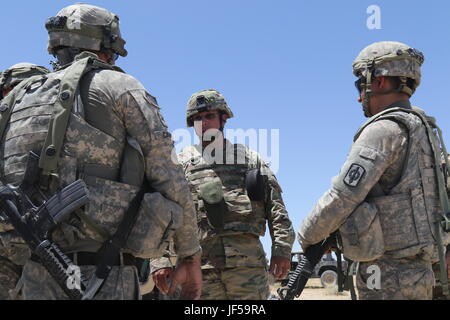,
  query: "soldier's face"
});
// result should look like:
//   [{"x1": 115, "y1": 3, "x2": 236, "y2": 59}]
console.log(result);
[
  {"x1": 355, "y1": 77, "x2": 376, "y2": 103},
  {"x1": 193, "y1": 111, "x2": 222, "y2": 137},
  {"x1": 356, "y1": 77, "x2": 385, "y2": 114}
]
